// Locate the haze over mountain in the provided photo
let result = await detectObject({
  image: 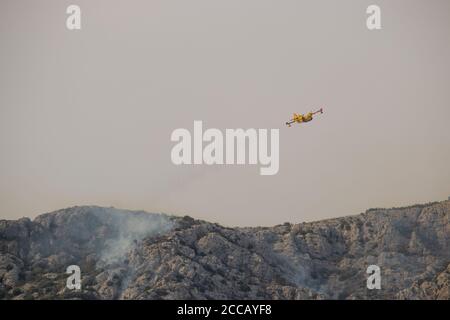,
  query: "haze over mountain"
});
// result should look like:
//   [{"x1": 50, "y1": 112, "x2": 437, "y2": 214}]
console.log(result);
[
  {"x1": 2, "y1": 0, "x2": 450, "y2": 225},
  {"x1": 0, "y1": 201, "x2": 449, "y2": 300}
]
